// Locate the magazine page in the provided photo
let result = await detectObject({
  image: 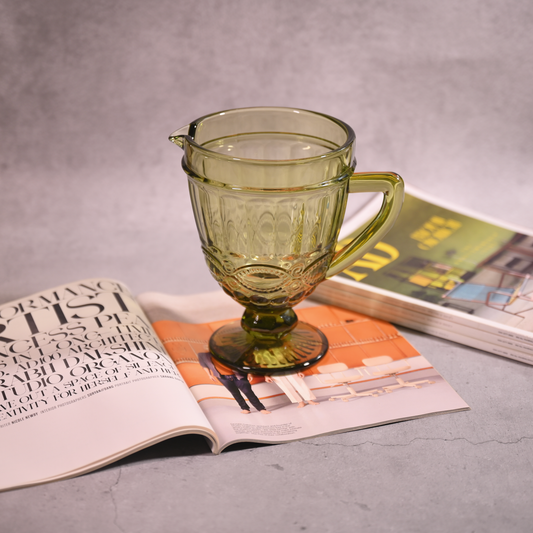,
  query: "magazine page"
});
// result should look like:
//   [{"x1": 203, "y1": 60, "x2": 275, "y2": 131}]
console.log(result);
[
  {"x1": 314, "y1": 185, "x2": 533, "y2": 359},
  {"x1": 0, "y1": 279, "x2": 217, "y2": 492},
  {"x1": 138, "y1": 290, "x2": 469, "y2": 452}
]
